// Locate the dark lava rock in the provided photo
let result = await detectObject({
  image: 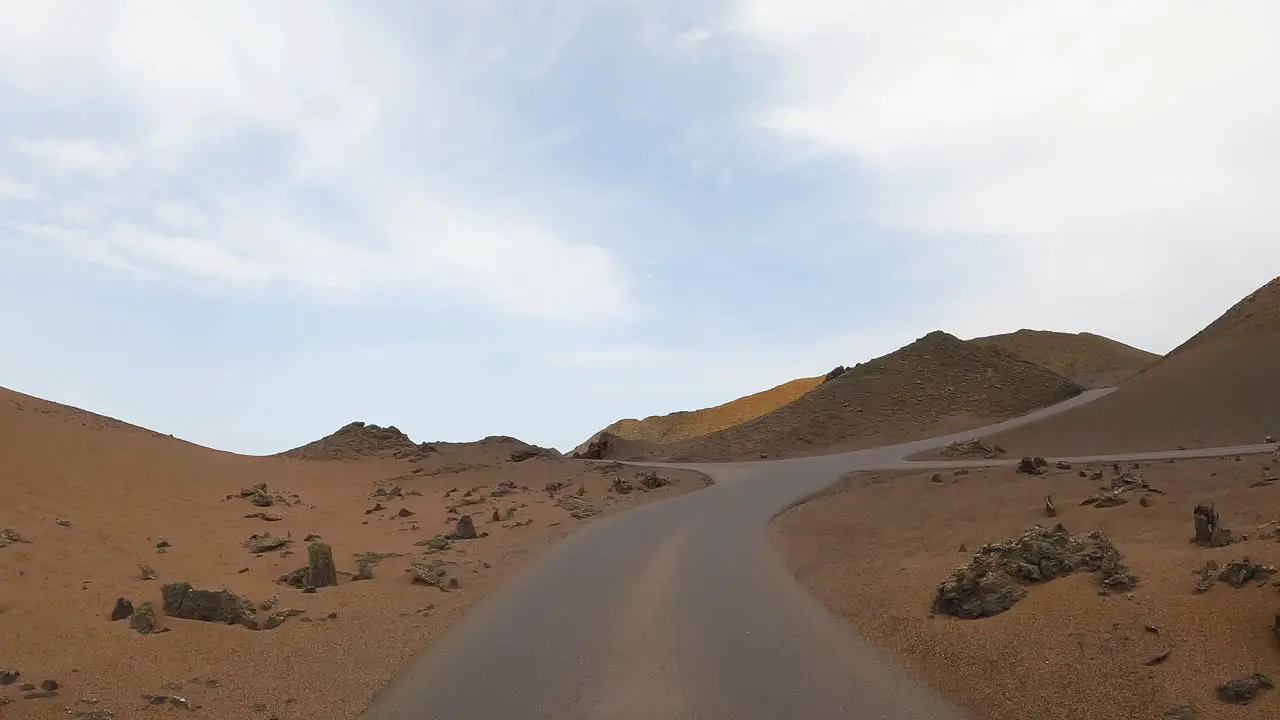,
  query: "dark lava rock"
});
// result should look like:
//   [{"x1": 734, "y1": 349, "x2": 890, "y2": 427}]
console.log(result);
[
  {"x1": 0, "y1": 528, "x2": 27, "y2": 548},
  {"x1": 411, "y1": 561, "x2": 450, "y2": 590},
  {"x1": 637, "y1": 471, "x2": 670, "y2": 490},
  {"x1": 492, "y1": 509, "x2": 501, "y2": 523},
  {"x1": 1193, "y1": 560, "x2": 1220, "y2": 594},
  {"x1": 397, "y1": 507, "x2": 415, "y2": 518},
  {"x1": 160, "y1": 582, "x2": 256, "y2": 627},
  {"x1": 243, "y1": 533, "x2": 290, "y2": 554},
  {"x1": 932, "y1": 524, "x2": 1137, "y2": 619},
  {"x1": 822, "y1": 365, "x2": 849, "y2": 383},
  {"x1": 307, "y1": 542, "x2": 338, "y2": 588},
  {"x1": 110, "y1": 597, "x2": 134, "y2": 621},
  {"x1": 451, "y1": 515, "x2": 478, "y2": 540},
  {"x1": 1216, "y1": 558, "x2": 1275, "y2": 588},
  {"x1": 1016, "y1": 457, "x2": 1043, "y2": 475},
  {"x1": 1216, "y1": 673, "x2": 1273, "y2": 704},
  {"x1": 130, "y1": 602, "x2": 157, "y2": 634},
  {"x1": 1193, "y1": 504, "x2": 1234, "y2": 547},
  {"x1": 39, "y1": 680, "x2": 57, "y2": 692},
  {"x1": 0, "y1": 670, "x2": 18, "y2": 685}
]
